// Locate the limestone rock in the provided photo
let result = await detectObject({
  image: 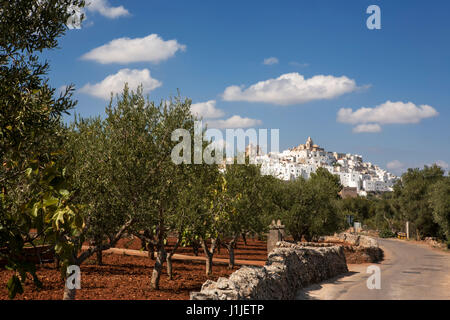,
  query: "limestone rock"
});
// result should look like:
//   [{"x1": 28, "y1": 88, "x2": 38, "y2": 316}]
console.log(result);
[{"x1": 191, "y1": 242, "x2": 348, "y2": 300}]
